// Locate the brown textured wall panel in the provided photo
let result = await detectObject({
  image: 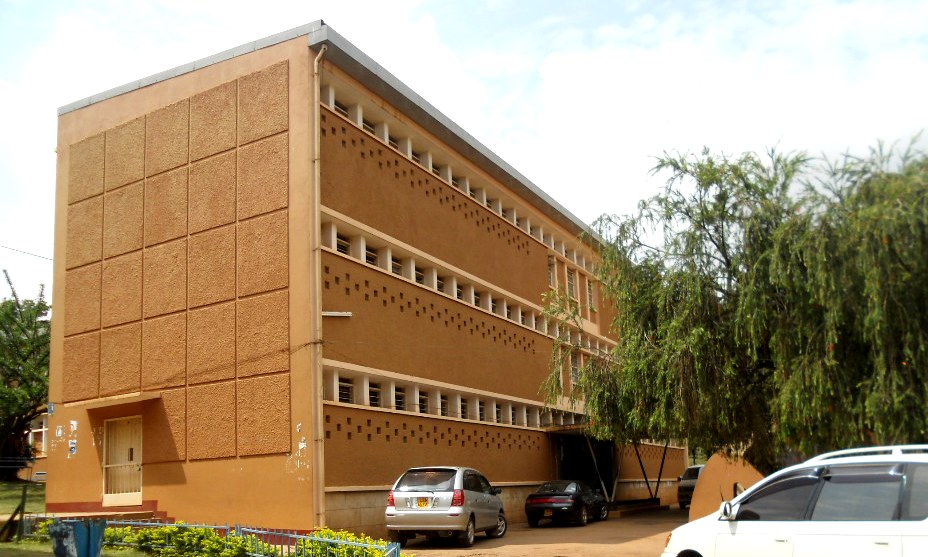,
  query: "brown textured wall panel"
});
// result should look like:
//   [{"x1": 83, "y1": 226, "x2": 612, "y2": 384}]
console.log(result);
[
  {"x1": 189, "y1": 152, "x2": 236, "y2": 234},
  {"x1": 64, "y1": 263, "x2": 101, "y2": 336},
  {"x1": 100, "y1": 323, "x2": 141, "y2": 396},
  {"x1": 103, "y1": 182, "x2": 143, "y2": 258},
  {"x1": 190, "y1": 81, "x2": 236, "y2": 162},
  {"x1": 143, "y1": 239, "x2": 187, "y2": 318},
  {"x1": 320, "y1": 110, "x2": 548, "y2": 301},
  {"x1": 188, "y1": 302, "x2": 235, "y2": 384},
  {"x1": 188, "y1": 226, "x2": 235, "y2": 308},
  {"x1": 146, "y1": 100, "x2": 189, "y2": 177},
  {"x1": 143, "y1": 389, "x2": 186, "y2": 463},
  {"x1": 142, "y1": 313, "x2": 186, "y2": 389},
  {"x1": 238, "y1": 61, "x2": 288, "y2": 145},
  {"x1": 237, "y1": 210, "x2": 288, "y2": 297},
  {"x1": 100, "y1": 251, "x2": 142, "y2": 327},
  {"x1": 105, "y1": 117, "x2": 145, "y2": 191},
  {"x1": 144, "y1": 167, "x2": 188, "y2": 246},
  {"x1": 187, "y1": 382, "x2": 236, "y2": 460},
  {"x1": 323, "y1": 405, "x2": 555, "y2": 487},
  {"x1": 237, "y1": 133, "x2": 288, "y2": 220},
  {"x1": 322, "y1": 254, "x2": 552, "y2": 399},
  {"x1": 68, "y1": 133, "x2": 104, "y2": 204},
  {"x1": 237, "y1": 374, "x2": 290, "y2": 456},
  {"x1": 66, "y1": 197, "x2": 103, "y2": 269},
  {"x1": 237, "y1": 290, "x2": 288, "y2": 377},
  {"x1": 62, "y1": 332, "x2": 100, "y2": 402}
]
